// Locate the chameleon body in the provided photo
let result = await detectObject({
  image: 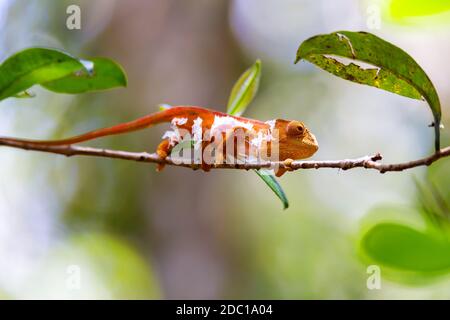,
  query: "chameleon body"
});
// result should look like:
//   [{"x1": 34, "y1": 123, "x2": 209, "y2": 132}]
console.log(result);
[{"x1": 0, "y1": 106, "x2": 318, "y2": 176}]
